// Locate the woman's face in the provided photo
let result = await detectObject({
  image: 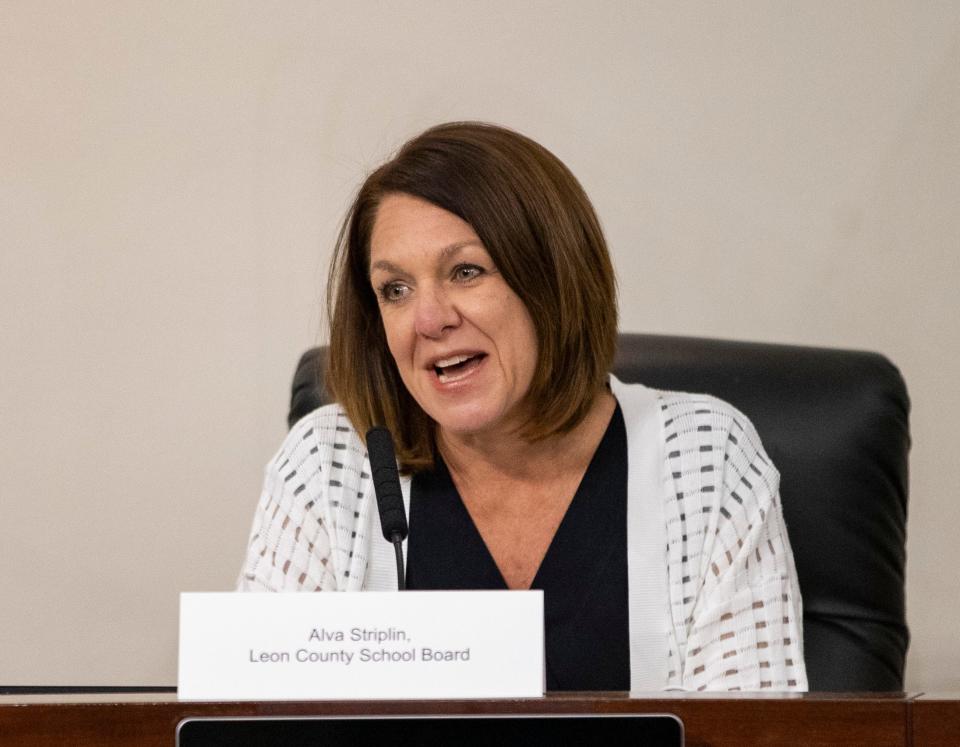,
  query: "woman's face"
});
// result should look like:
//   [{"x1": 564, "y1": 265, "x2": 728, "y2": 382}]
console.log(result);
[{"x1": 368, "y1": 193, "x2": 539, "y2": 440}]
